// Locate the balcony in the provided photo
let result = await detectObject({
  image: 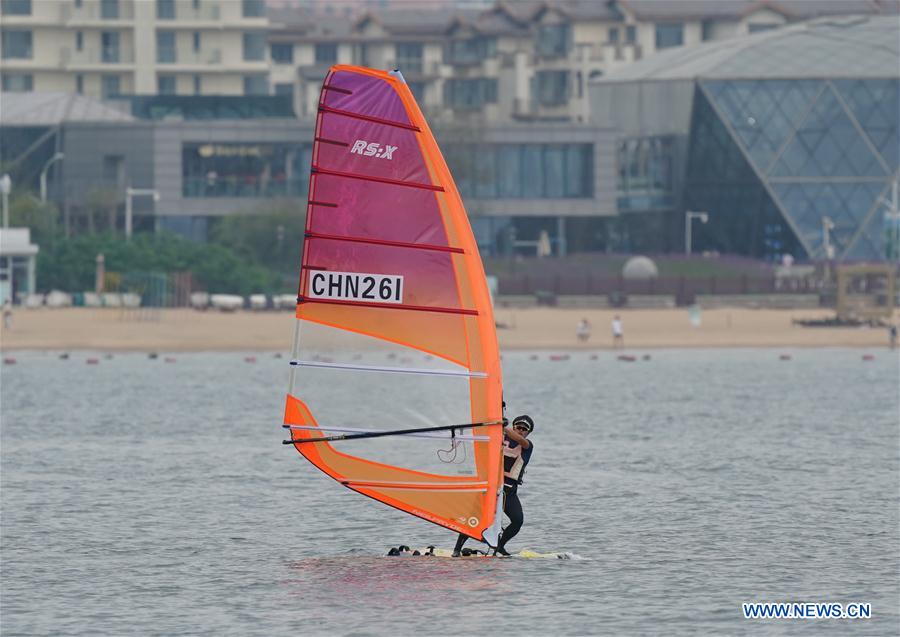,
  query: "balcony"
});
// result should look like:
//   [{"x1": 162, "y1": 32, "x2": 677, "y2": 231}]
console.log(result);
[
  {"x1": 158, "y1": 4, "x2": 221, "y2": 25},
  {"x1": 60, "y1": 47, "x2": 135, "y2": 69},
  {"x1": 384, "y1": 59, "x2": 442, "y2": 78},
  {"x1": 60, "y1": 1, "x2": 135, "y2": 25},
  {"x1": 156, "y1": 49, "x2": 223, "y2": 68}
]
